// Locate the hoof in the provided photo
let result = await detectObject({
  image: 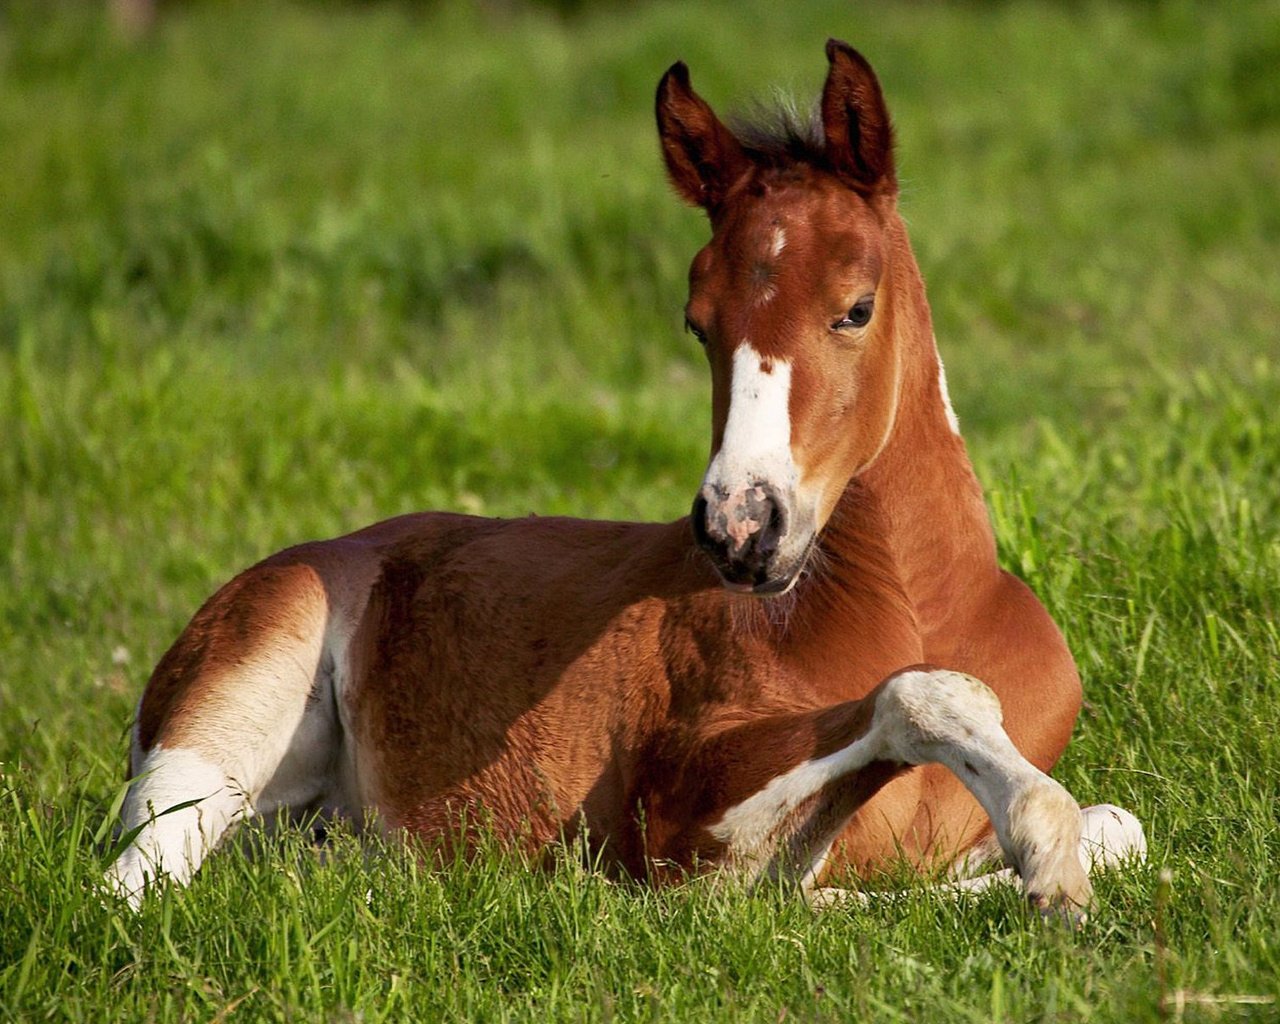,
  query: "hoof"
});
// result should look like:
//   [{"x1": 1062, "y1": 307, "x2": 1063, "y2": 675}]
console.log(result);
[
  {"x1": 1026, "y1": 879, "x2": 1092, "y2": 928},
  {"x1": 1008, "y1": 779, "x2": 1094, "y2": 923}
]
